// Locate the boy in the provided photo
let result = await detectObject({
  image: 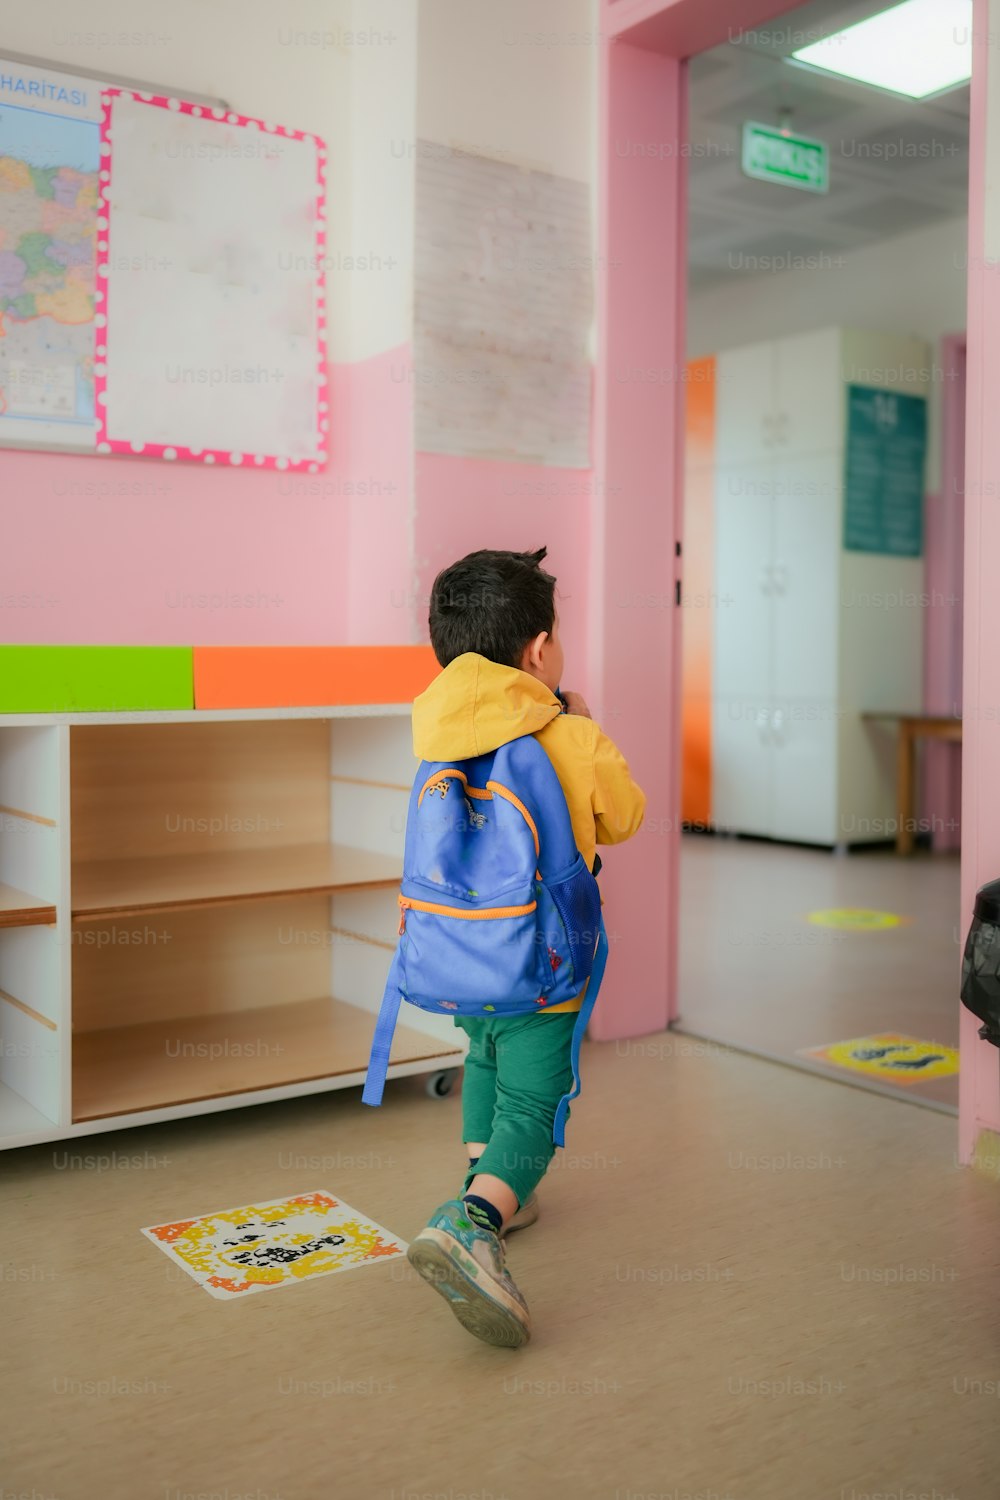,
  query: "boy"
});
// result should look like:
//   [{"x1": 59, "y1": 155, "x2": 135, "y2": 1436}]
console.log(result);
[{"x1": 406, "y1": 547, "x2": 645, "y2": 1347}]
